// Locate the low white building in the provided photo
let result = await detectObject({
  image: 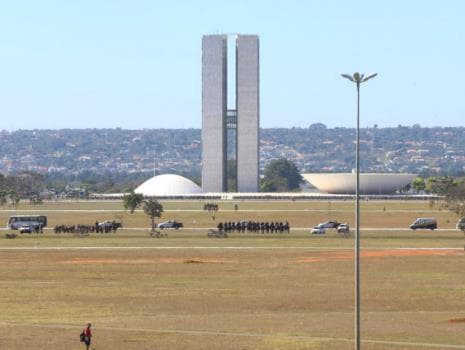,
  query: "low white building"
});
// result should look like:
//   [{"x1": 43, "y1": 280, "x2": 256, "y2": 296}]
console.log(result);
[
  {"x1": 303, "y1": 173, "x2": 416, "y2": 194},
  {"x1": 135, "y1": 174, "x2": 202, "y2": 196}
]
